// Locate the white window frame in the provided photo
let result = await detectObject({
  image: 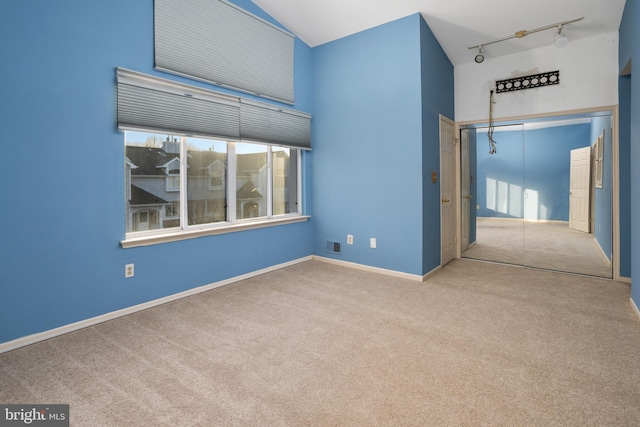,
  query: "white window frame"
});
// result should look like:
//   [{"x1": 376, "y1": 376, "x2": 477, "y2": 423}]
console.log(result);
[{"x1": 122, "y1": 131, "x2": 307, "y2": 248}]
